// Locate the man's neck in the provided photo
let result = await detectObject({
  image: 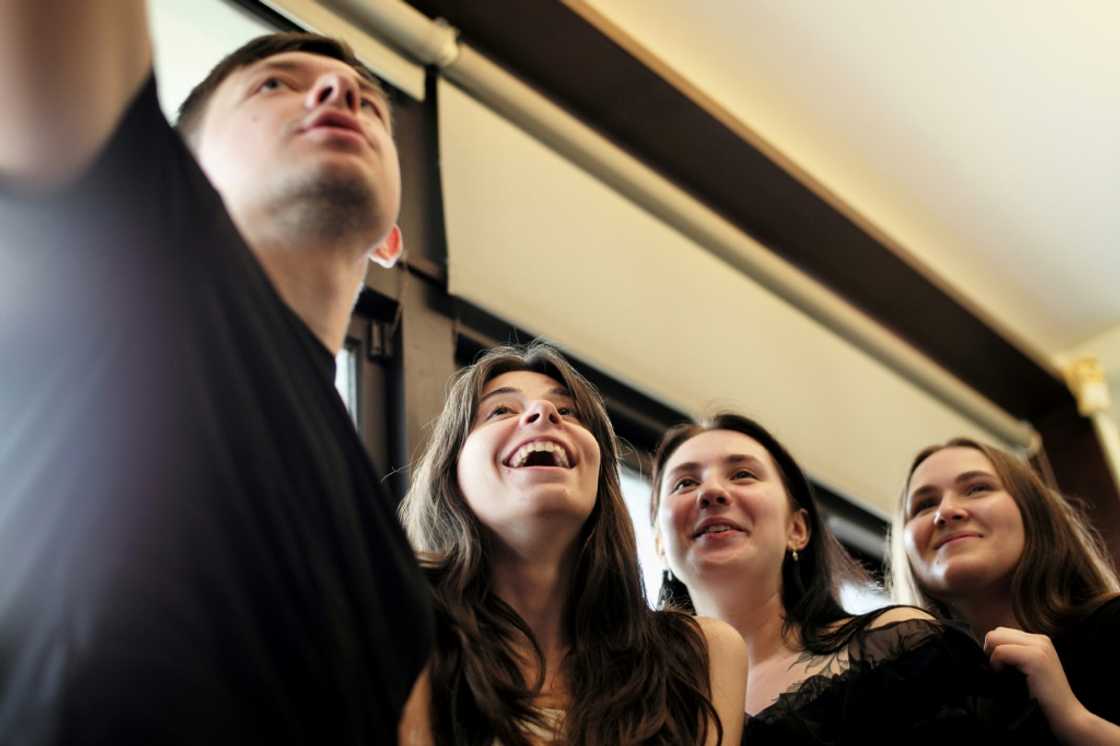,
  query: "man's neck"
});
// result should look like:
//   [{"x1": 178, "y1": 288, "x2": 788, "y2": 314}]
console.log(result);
[
  {"x1": 252, "y1": 240, "x2": 365, "y2": 354},
  {"x1": 228, "y1": 190, "x2": 381, "y2": 354}
]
